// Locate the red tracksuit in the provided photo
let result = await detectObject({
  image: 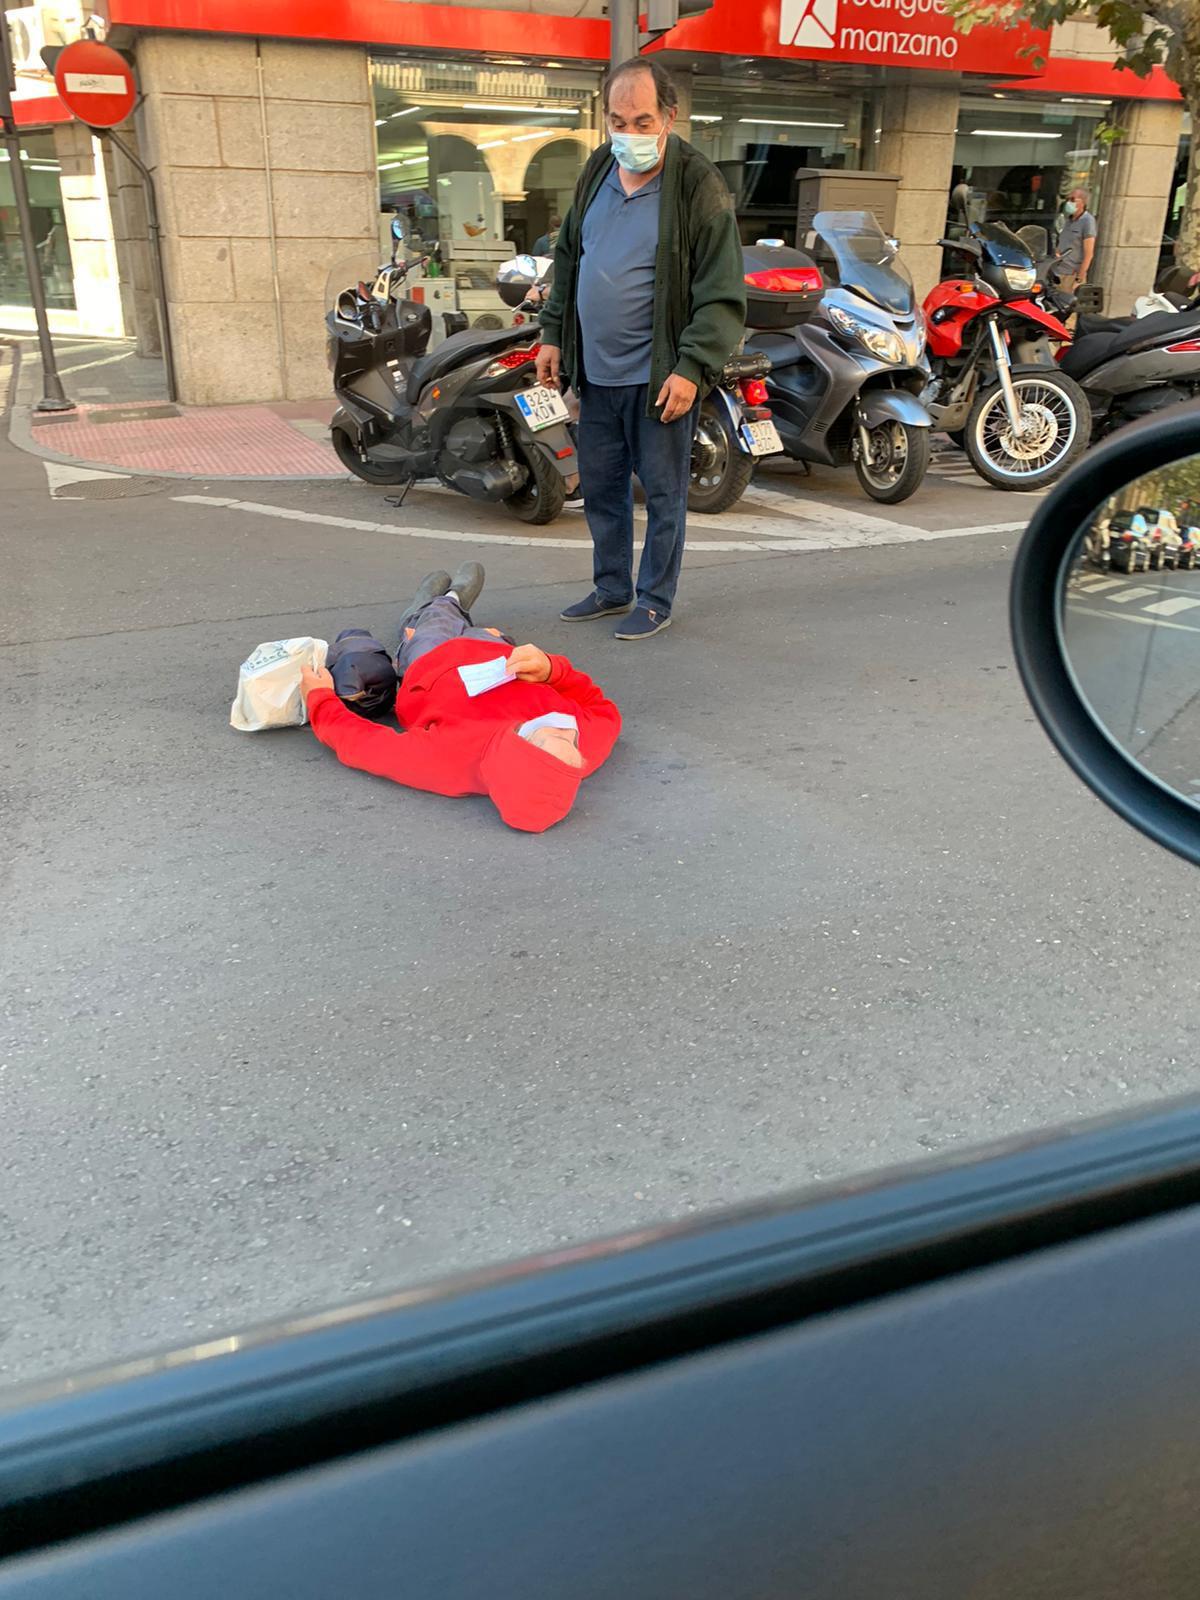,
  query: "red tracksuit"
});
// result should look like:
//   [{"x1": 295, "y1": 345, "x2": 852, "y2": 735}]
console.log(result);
[{"x1": 307, "y1": 638, "x2": 621, "y2": 833}]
